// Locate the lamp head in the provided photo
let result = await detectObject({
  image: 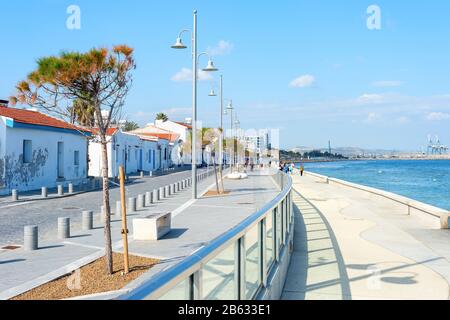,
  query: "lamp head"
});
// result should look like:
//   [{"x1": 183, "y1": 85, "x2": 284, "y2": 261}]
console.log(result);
[
  {"x1": 203, "y1": 59, "x2": 219, "y2": 72},
  {"x1": 208, "y1": 88, "x2": 217, "y2": 97},
  {"x1": 171, "y1": 37, "x2": 187, "y2": 49}
]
